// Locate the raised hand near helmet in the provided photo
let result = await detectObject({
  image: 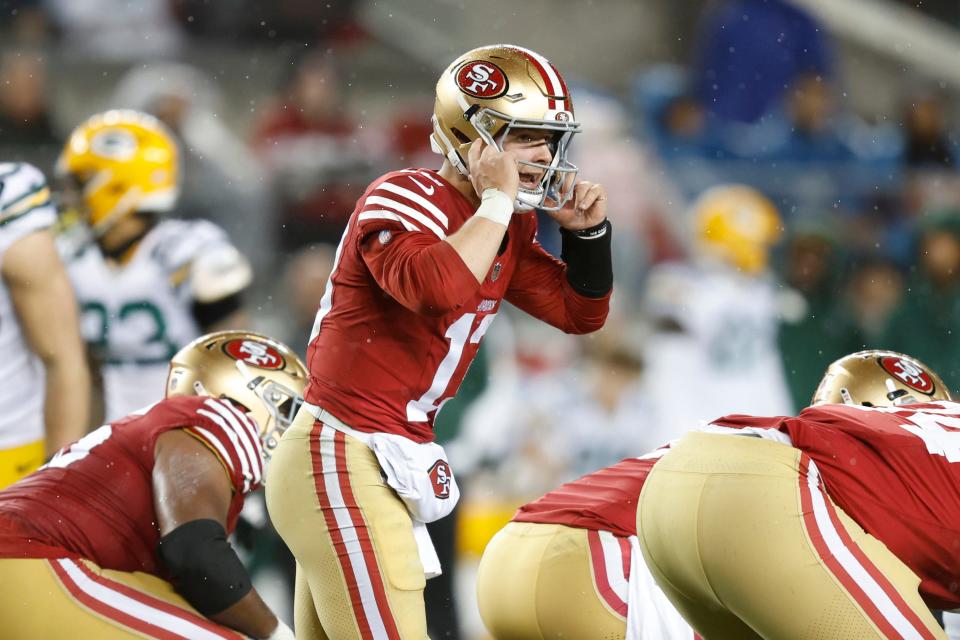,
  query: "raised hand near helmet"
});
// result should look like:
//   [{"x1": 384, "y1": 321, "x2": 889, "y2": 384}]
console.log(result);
[
  {"x1": 547, "y1": 179, "x2": 608, "y2": 231},
  {"x1": 468, "y1": 139, "x2": 520, "y2": 203}
]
